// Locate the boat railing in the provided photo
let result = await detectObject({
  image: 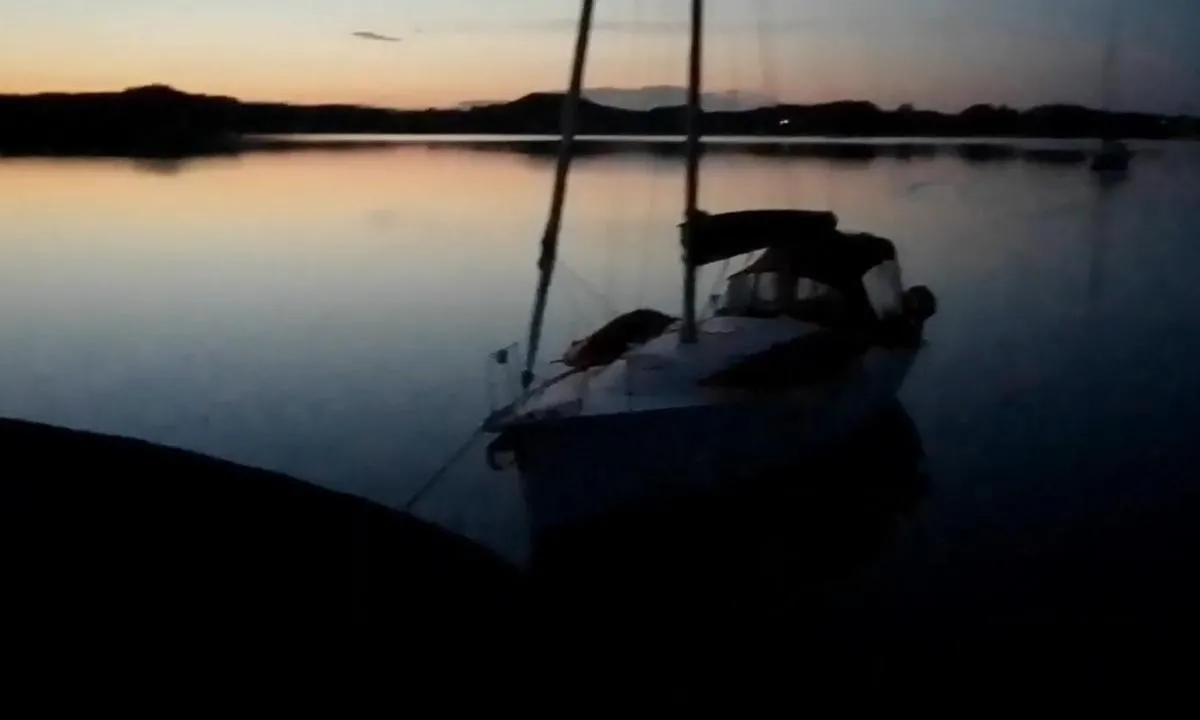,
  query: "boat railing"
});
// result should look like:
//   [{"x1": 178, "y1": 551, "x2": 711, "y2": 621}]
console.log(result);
[{"x1": 485, "y1": 342, "x2": 521, "y2": 416}]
